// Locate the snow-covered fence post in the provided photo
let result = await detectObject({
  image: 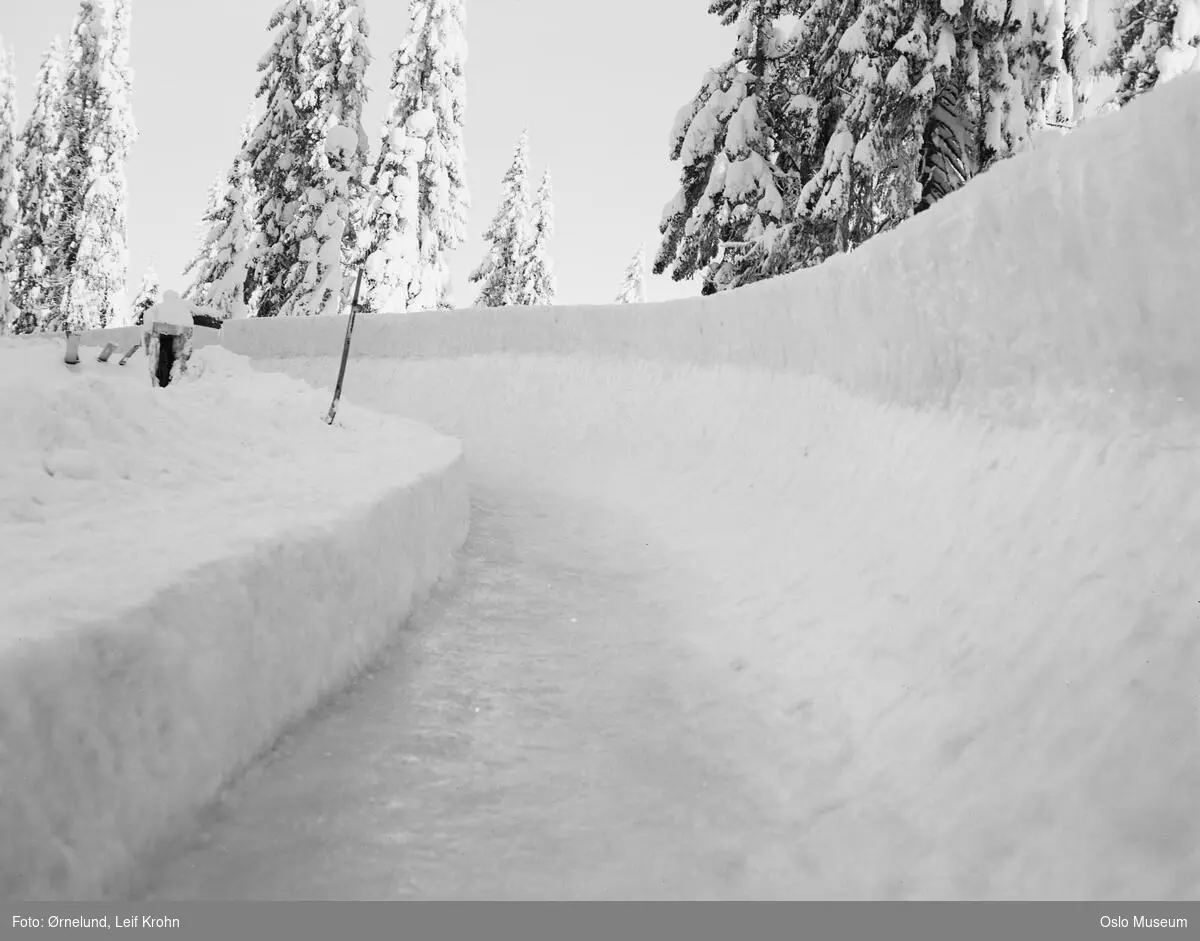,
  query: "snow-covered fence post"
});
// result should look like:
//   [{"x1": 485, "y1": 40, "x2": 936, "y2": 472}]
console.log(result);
[{"x1": 143, "y1": 290, "x2": 196, "y2": 388}]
